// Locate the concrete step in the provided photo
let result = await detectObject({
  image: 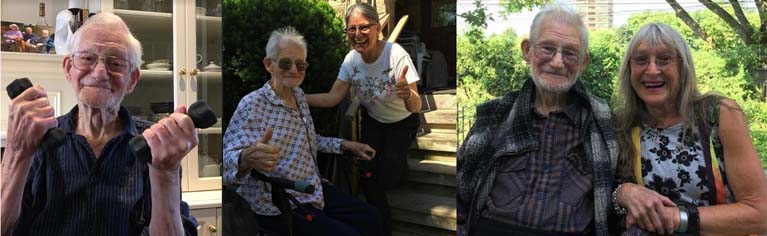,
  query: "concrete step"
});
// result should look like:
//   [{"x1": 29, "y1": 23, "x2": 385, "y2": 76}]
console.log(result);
[
  {"x1": 408, "y1": 150, "x2": 456, "y2": 162},
  {"x1": 388, "y1": 190, "x2": 457, "y2": 231},
  {"x1": 398, "y1": 181, "x2": 455, "y2": 199},
  {"x1": 421, "y1": 94, "x2": 456, "y2": 111},
  {"x1": 408, "y1": 170, "x2": 456, "y2": 187},
  {"x1": 408, "y1": 157, "x2": 455, "y2": 176},
  {"x1": 392, "y1": 221, "x2": 456, "y2": 236},
  {"x1": 421, "y1": 110, "x2": 456, "y2": 125},
  {"x1": 423, "y1": 124, "x2": 457, "y2": 132},
  {"x1": 412, "y1": 132, "x2": 456, "y2": 152}
]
